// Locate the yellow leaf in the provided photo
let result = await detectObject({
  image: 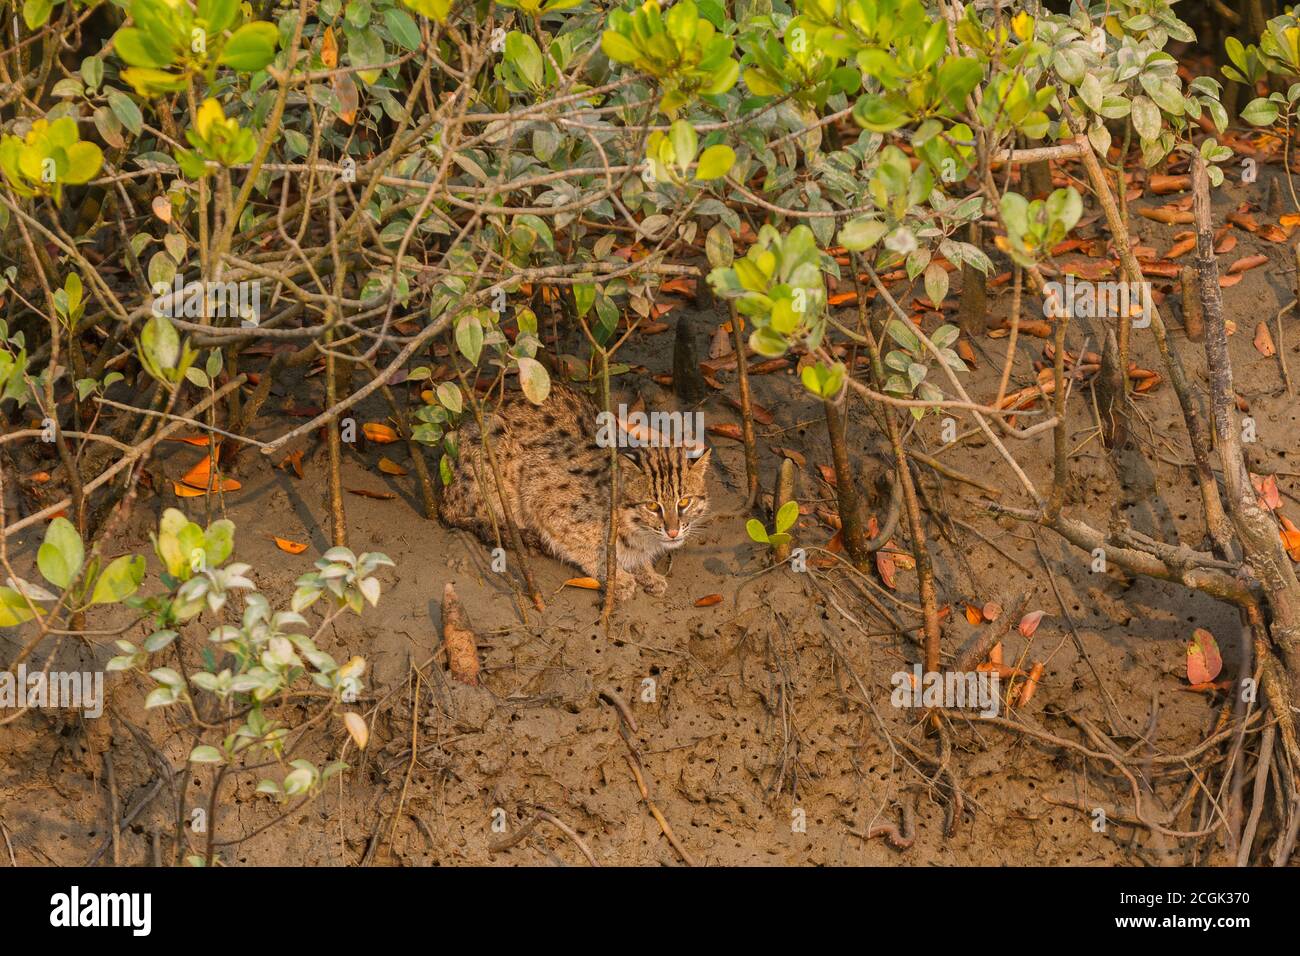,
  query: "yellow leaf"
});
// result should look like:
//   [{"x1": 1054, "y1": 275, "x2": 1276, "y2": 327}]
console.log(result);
[
  {"x1": 342, "y1": 711, "x2": 368, "y2": 749},
  {"x1": 321, "y1": 26, "x2": 338, "y2": 68},
  {"x1": 563, "y1": 577, "x2": 602, "y2": 589},
  {"x1": 377, "y1": 457, "x2": 407, "y2": 476}
]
